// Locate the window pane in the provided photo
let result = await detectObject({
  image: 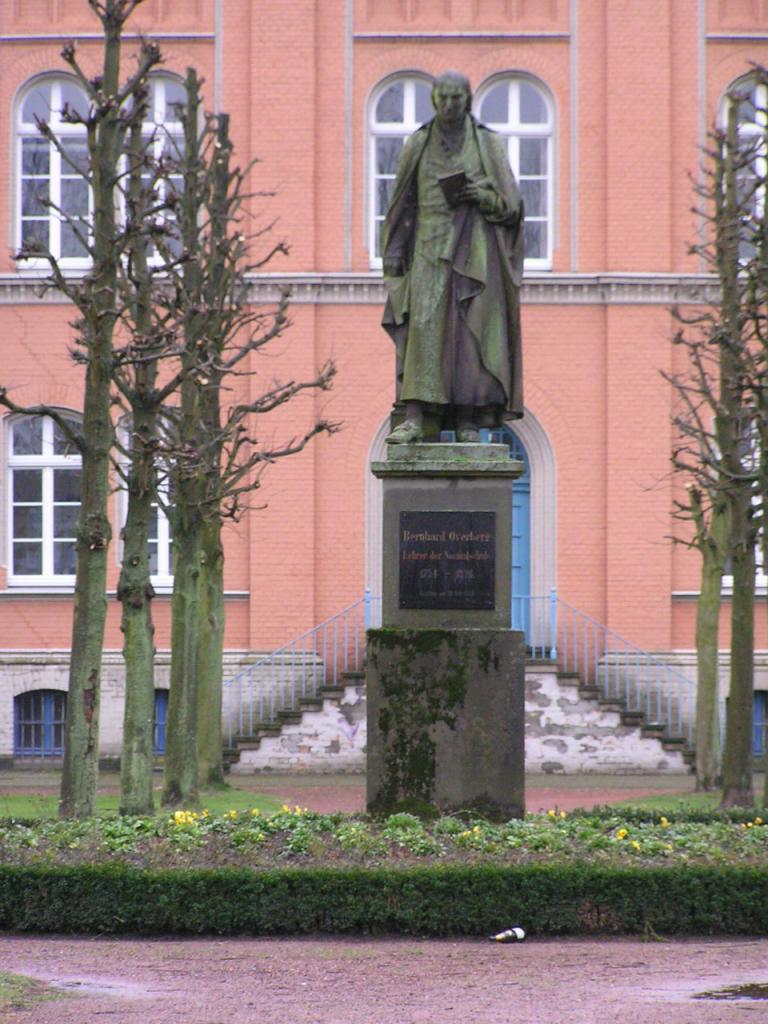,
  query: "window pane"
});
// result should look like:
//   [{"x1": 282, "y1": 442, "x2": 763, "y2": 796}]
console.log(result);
[
  {"x1": 22, "y1": 139, "x2": 50, "y2": 175},
  {"x1": 148, "y1": 541, "x2": 158, "y2": 576},
  {"x1": 480, "y1": 84, "x2": 508, "y2": 124},
  {"x1": 22, "y1": 179, "x2": 49, "y2": 216},
  {"x1": 377, "y1": 178, "x2": 395, "y2": 217},
  {"x1": 61, "y1": 179, "x2": 89, "y2": 217},
  {"x1": 524, "y1": 220, "x2": 546, "y2": 258},
  {"x1": 61, "y1": 140, "x2": 89, "y2": 174},
  {"x1": 21, "y1": 220, "x2": 49, "y2": 251},
  {"x1": 61, "y1": 221, "x2": 88, "y2": 259},
  {"x1": 59, "y1": 82, "x2": 89, "y2": 121},
  {"x1": 520, "y1": 179, "x2": 547, "y2": 217},
  {"x1": 21, "y1": 84, "x2": 52, "y2": 124},
  {"x1": 376, "y1": 83, "x2": 404, "y2": 123},
  {"x1": 53, "y1": 418, "x2": 80, "y2": 455},
  {"x1": 54, "y1": 506, "x2": 79, "y2": 538},
  {"x1": 53, "y1": 542, "x2": 76, "y2": 575},
  {"x1": 520, "y1": 82, "x2": 547, "y2": 124},
  {"x1": 163, "y1": 79, "x2": 187, "y2": 119},
  {"x1": 13, "y1": 543, "x2": 42, "y2": 574},
  {"x1": 376, "y1": 137, "x2": 403, "y2": 175},
  {"x1": 13, "y1": 469, "x2": 42, "y2": 501},
  {"x1": 54, "y1": 469, "x2": 81, "y2": 502},
  {"x1": 415, "y1": 81, "x2": 433, "y2": 123},
  {"x1": 13, "y1": 418, "x2": 43, "y2": 455},
  {"x1": 14, "y1": 506, "x2": 42, "y2": 539},
  {"x1": 520, "y1": 138, "x2": 547, "y2": 175},
  {"x1": 148, "y1": 506, "x2": 159, "y2": 541}
]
